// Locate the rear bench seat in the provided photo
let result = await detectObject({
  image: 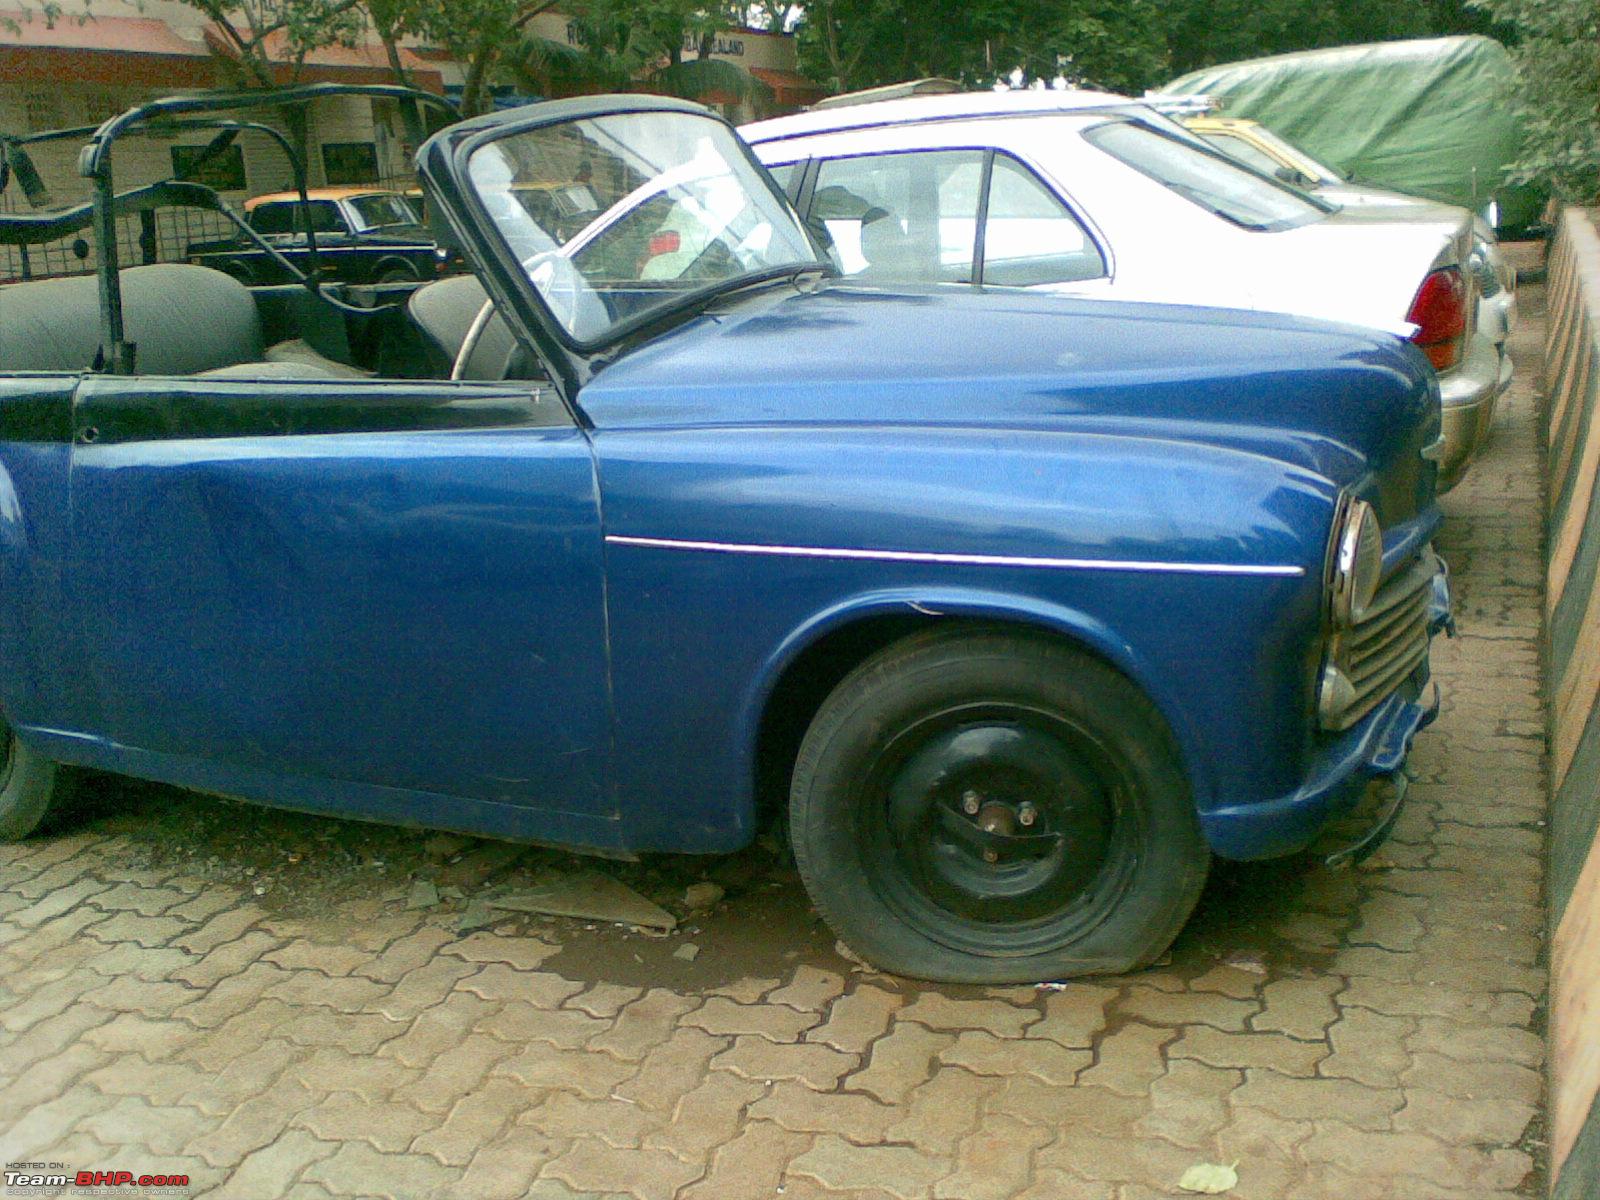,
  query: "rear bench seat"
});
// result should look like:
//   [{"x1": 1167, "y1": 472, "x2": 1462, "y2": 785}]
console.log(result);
[{"x1": 0, "y1": 263, "x2": 366, "y2": 379}]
